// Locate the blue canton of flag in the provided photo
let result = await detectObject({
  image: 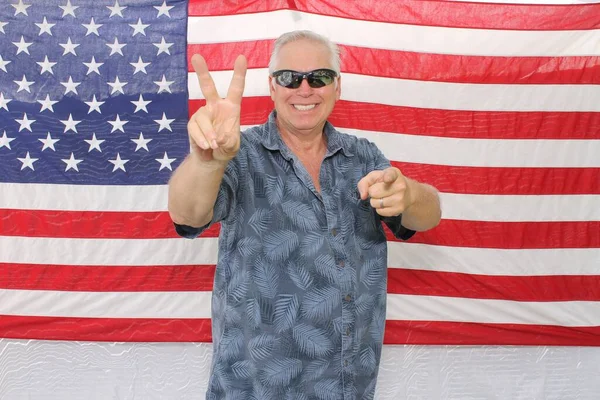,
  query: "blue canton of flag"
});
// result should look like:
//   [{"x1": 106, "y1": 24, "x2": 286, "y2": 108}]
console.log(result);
[{"x1": 0, "y1": 0, "x2": 188, "y2": 185}]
